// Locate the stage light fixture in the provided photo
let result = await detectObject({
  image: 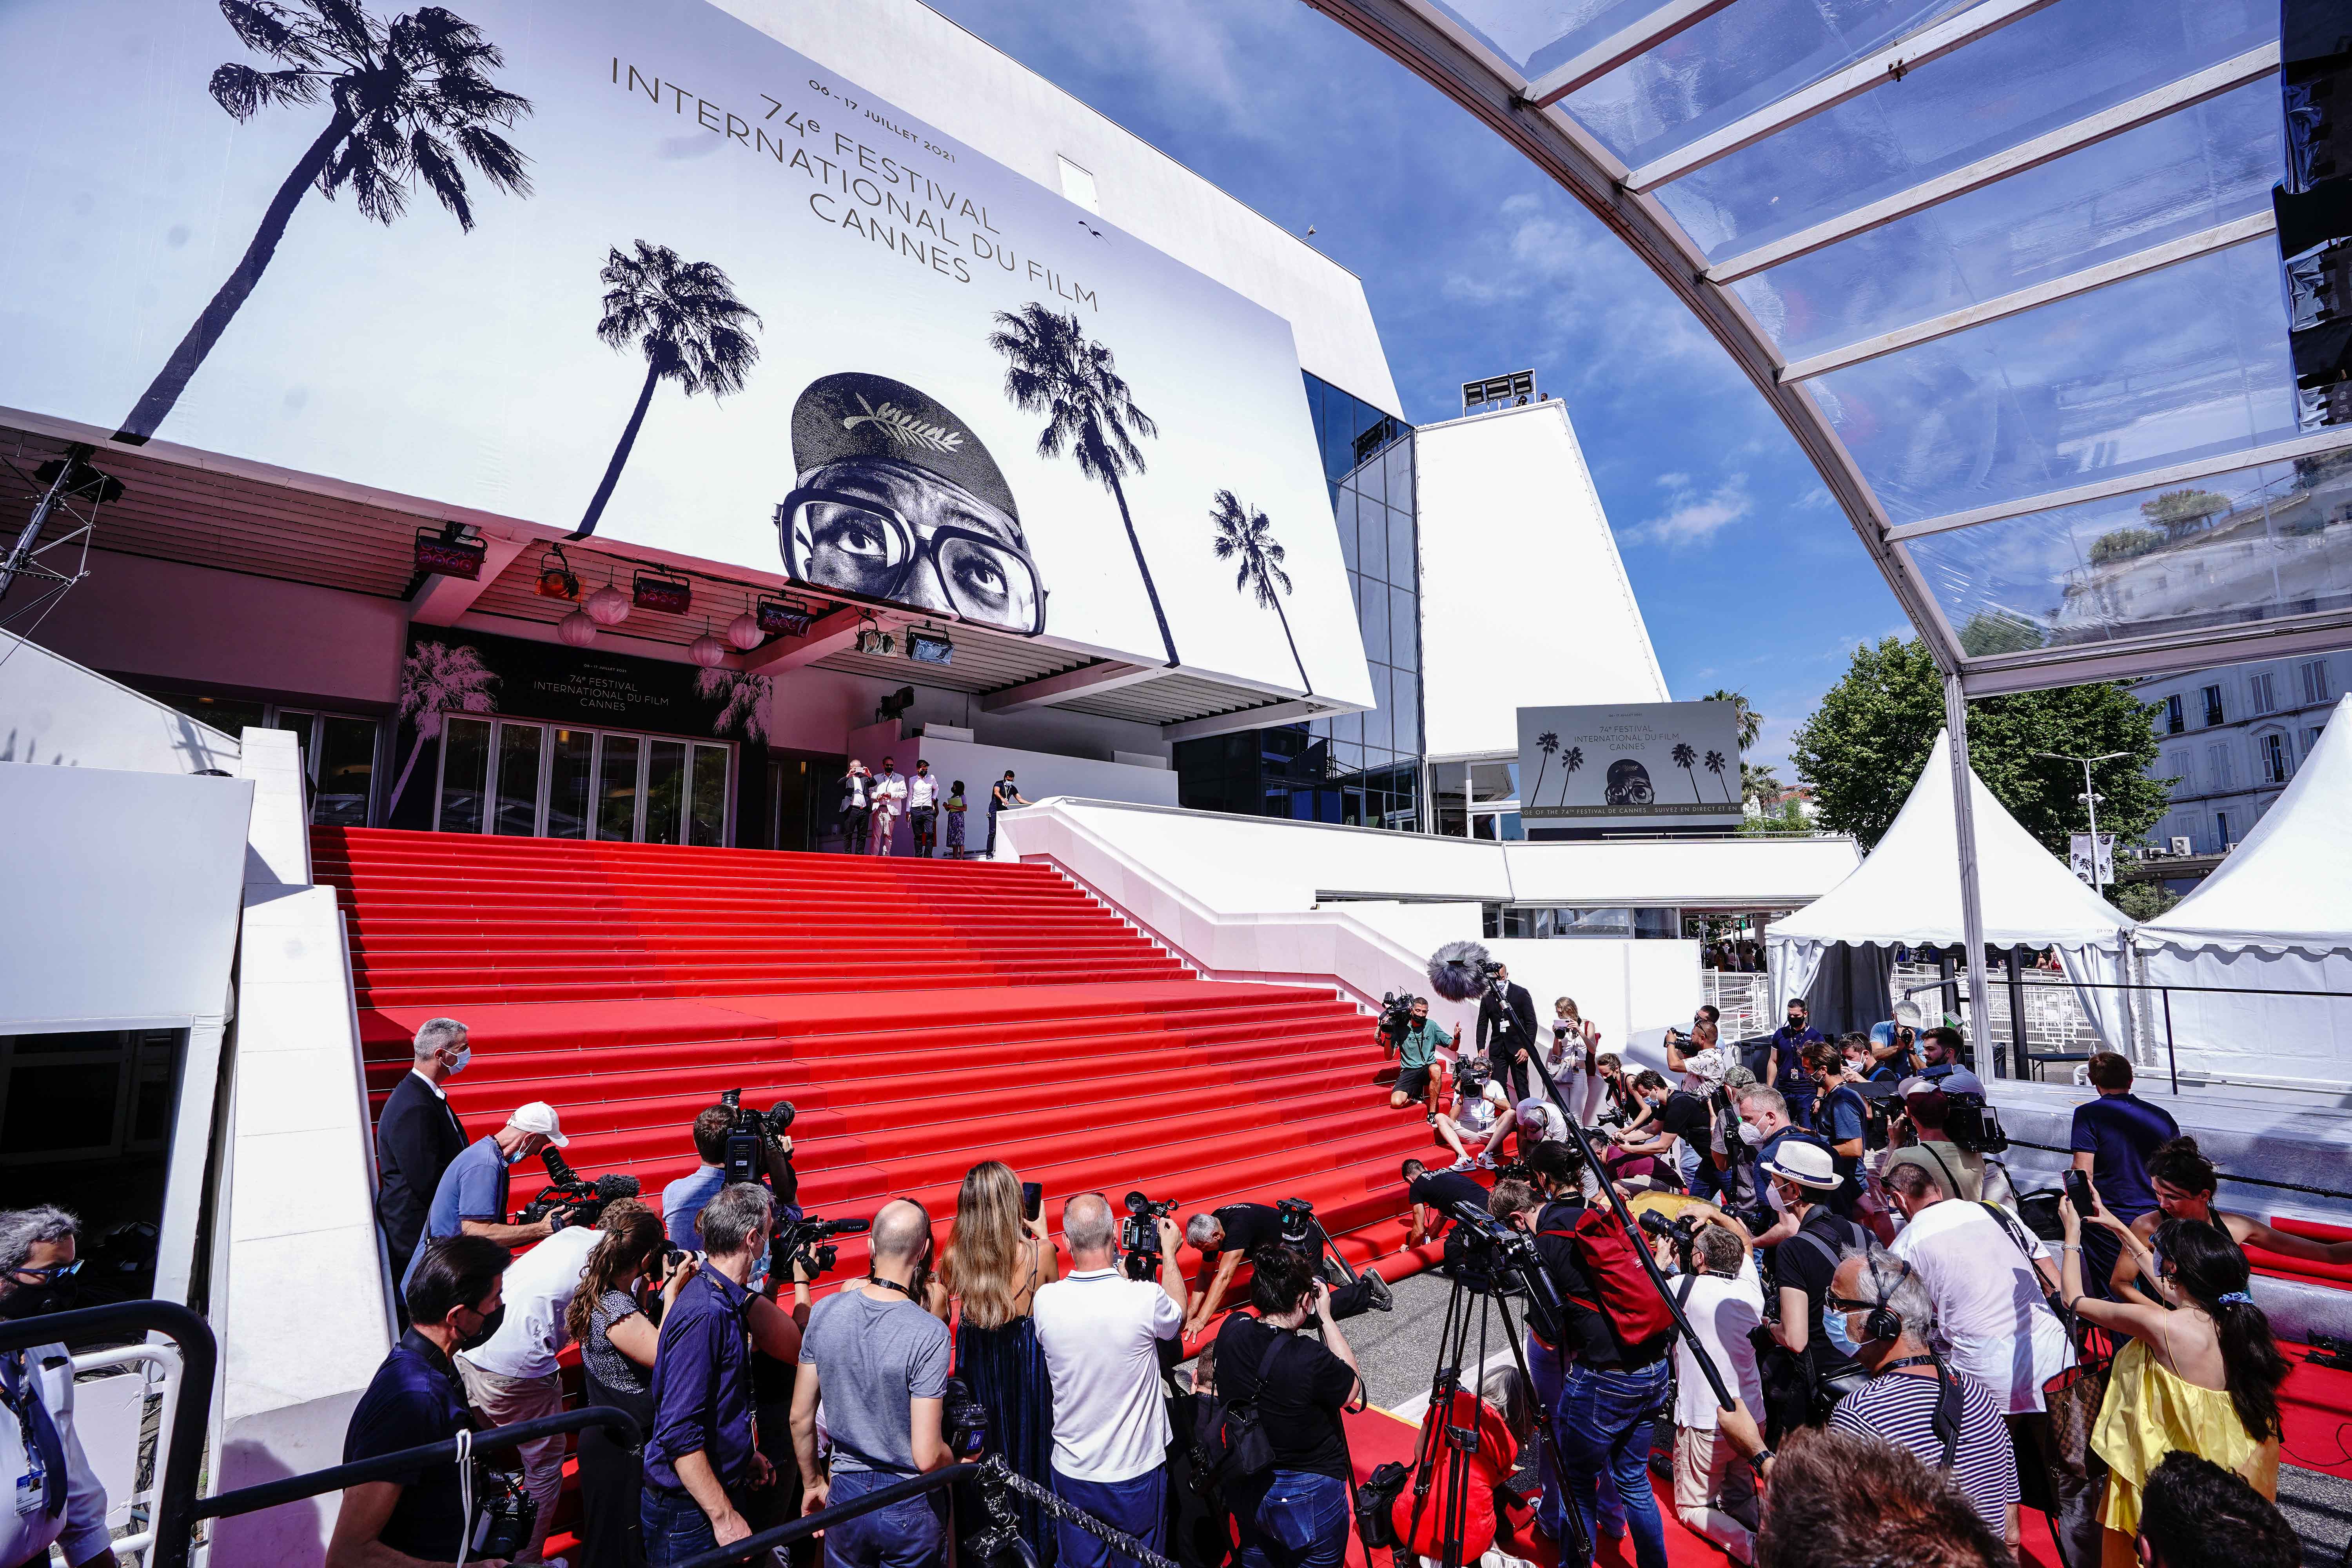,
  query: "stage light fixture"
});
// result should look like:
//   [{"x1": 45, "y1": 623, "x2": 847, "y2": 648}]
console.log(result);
[
  {"x1": 413, "y1": 524, "x2": 485, "y2": 580},
  {"x1": 535, "y1": 544, "x2": 581, "y2": 601},
  {"x1": 632, "y1": 569, "x2": 692, "y2": 615},
  {"x1": 755, "y1": 597, "x2": 813, "y2": 637},
  {"x1": 906, "y1": 629, "x2": 953, "y2": 666}
]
